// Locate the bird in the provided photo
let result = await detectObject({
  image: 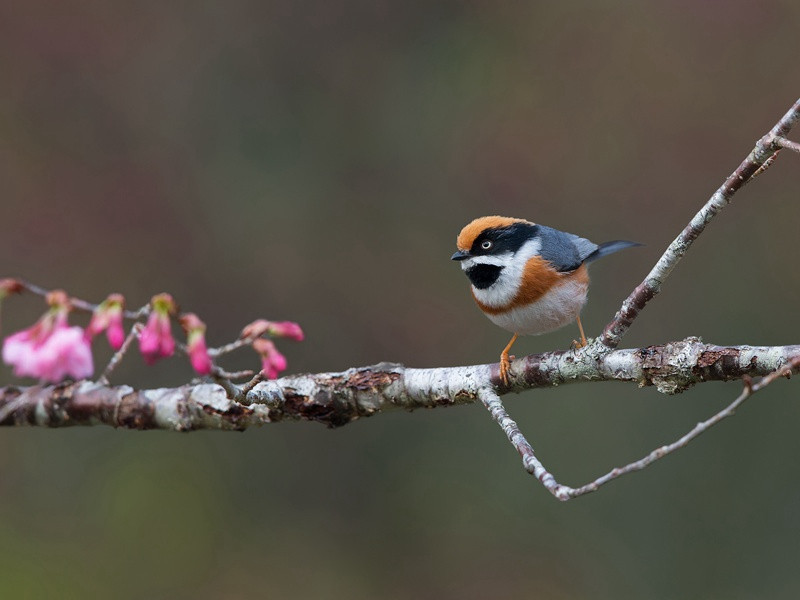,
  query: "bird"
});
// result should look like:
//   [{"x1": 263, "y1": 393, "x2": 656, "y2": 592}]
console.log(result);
[{"x1": 451, "y1": 216, "x2": 640, "y2": 385}]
